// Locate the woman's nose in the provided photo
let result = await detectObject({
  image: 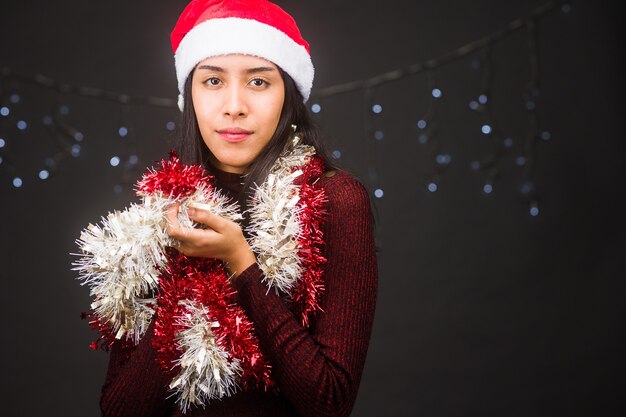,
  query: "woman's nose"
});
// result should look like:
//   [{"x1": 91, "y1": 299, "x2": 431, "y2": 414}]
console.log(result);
[{"x1": 223, "y1": 85, "x2": 247, "y2": 118}]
